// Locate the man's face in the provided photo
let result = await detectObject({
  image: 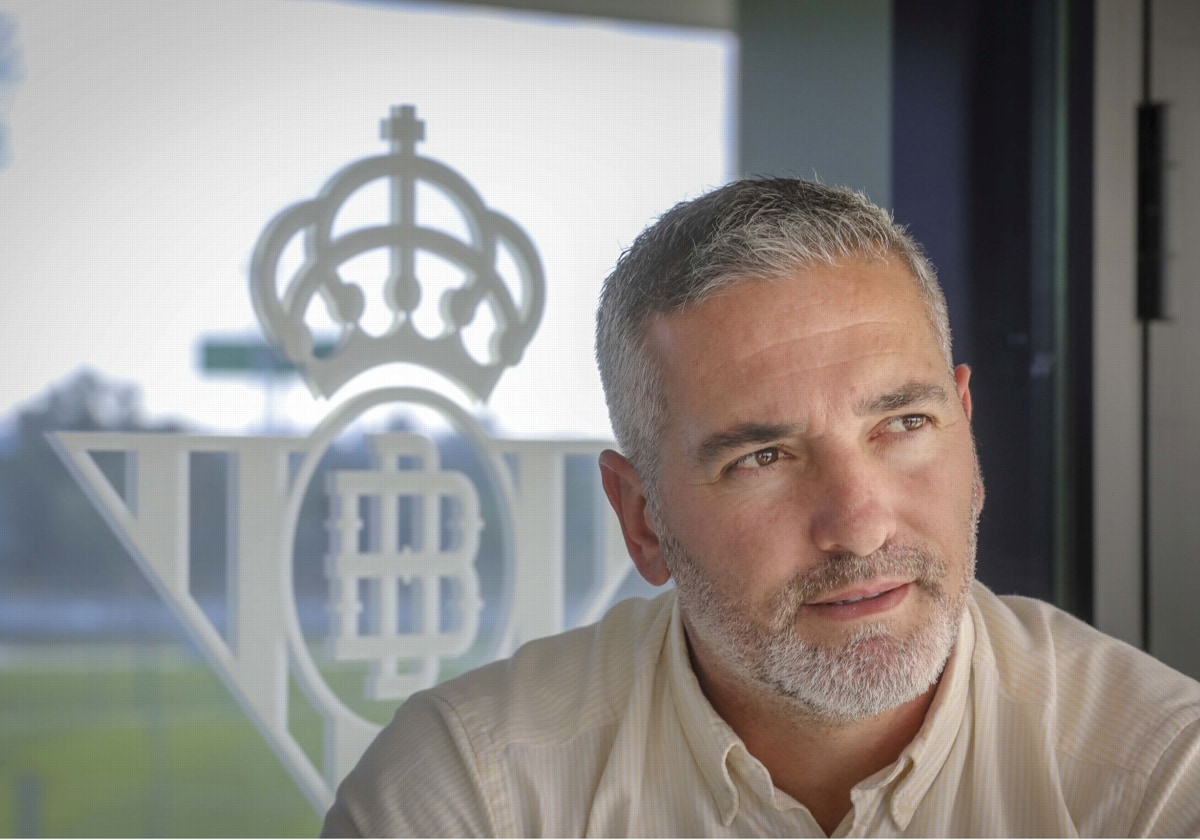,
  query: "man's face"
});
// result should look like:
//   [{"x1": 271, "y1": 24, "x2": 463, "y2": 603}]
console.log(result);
[{"x1": 641, "y1": 257, "x2": 981, "y2": 722}]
